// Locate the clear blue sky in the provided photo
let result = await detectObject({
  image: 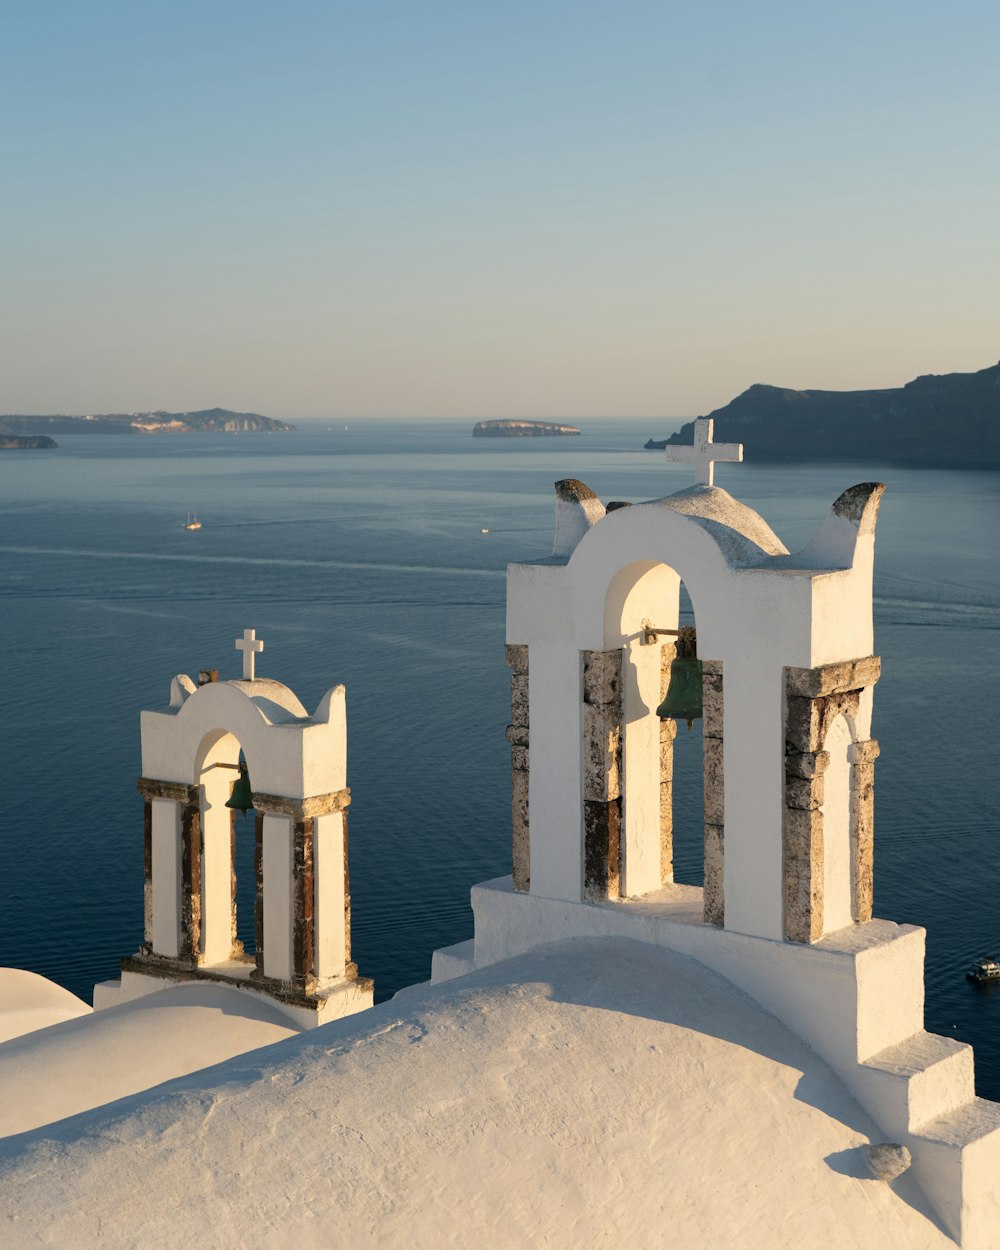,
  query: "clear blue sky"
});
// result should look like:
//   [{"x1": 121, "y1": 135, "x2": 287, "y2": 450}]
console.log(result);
[{"x1": 2, "y1": 1, "x2": 997, "y2": 419}]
